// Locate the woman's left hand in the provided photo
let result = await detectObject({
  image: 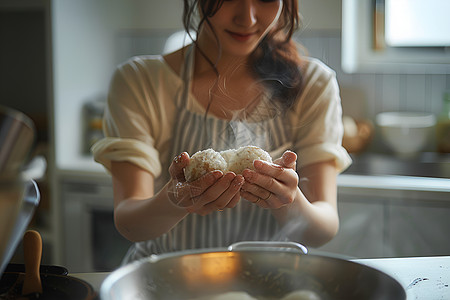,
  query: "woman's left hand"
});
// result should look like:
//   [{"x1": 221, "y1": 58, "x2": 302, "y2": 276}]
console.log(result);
[{"x1": 240, "y1": 151, "x2": 299, "y2": 209}]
